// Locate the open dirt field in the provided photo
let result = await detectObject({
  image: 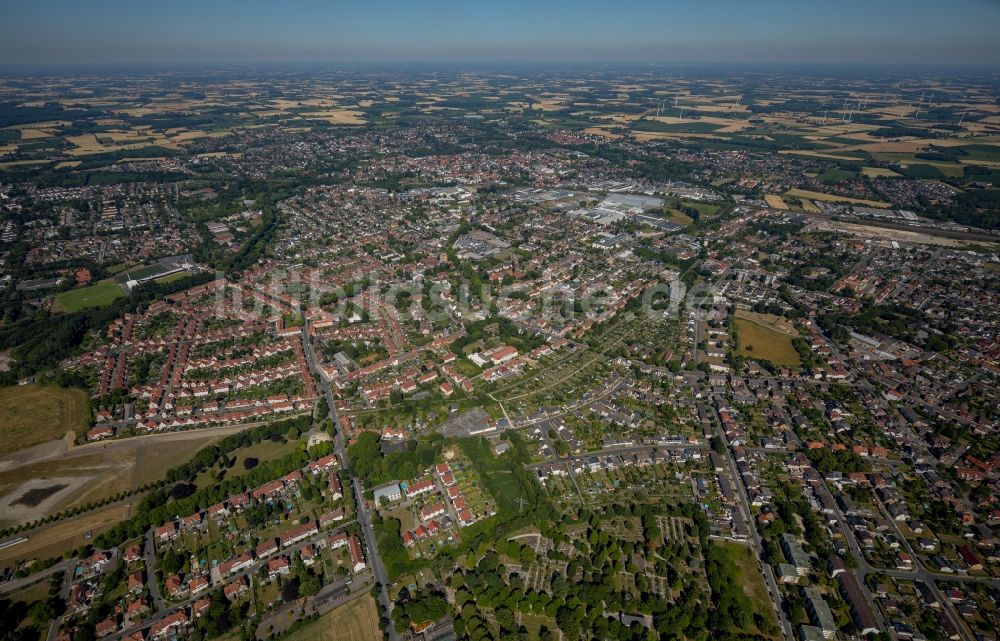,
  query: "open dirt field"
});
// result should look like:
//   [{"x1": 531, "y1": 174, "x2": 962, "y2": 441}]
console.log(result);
[
  {"x1": 0, "y1": 504, "x2": 131, "y2": 568},
  {"x1": 0, "y1": 385, "x2": 89, "y2": 457},
  {"x1": 0, "y1": 477, "x2": 91, "y2": 524},
  {"x1": 284, "y1": 595, "x2": 380, "y2": 641},
  {"x1": 0, "y1": 430, "x2": 226, "y2": 527},
  {"x1": 810, "y1": 219, "x2": 999, "y2": 249}
]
